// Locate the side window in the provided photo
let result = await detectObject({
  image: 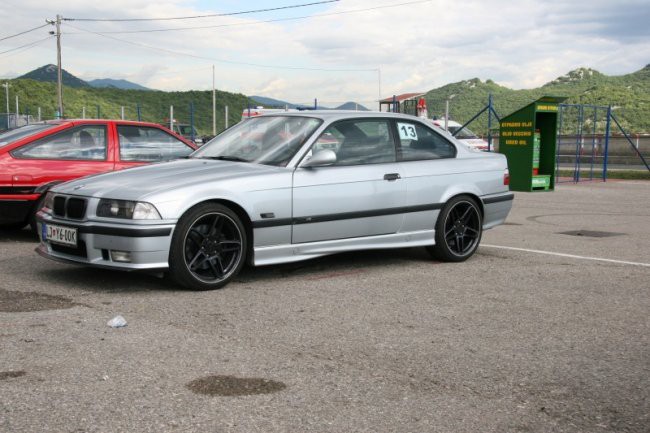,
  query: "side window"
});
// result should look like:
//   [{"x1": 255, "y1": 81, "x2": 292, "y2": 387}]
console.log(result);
[
  {"x1": 397, "y1": 121, "x2": 457, "y2": 161},
  {"x1": 118, "y1": 126, "x2": 194, "y2": 162},
  {"x1": 11, "y1": 125, "x2": 107, "y2": 160},
  {"x1": 310, "y1": 119, "x2": 395, "y2": 166}
]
